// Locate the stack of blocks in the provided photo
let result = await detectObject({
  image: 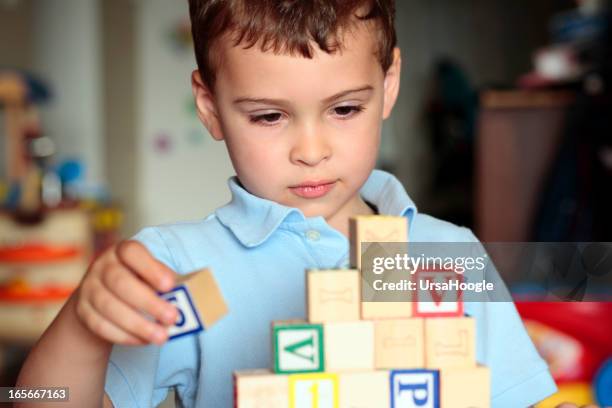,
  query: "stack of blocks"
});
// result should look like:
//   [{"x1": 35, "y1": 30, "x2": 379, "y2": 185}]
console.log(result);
[{"x1": 234, "y1": 215, "x2": 490, "y2": 408}]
